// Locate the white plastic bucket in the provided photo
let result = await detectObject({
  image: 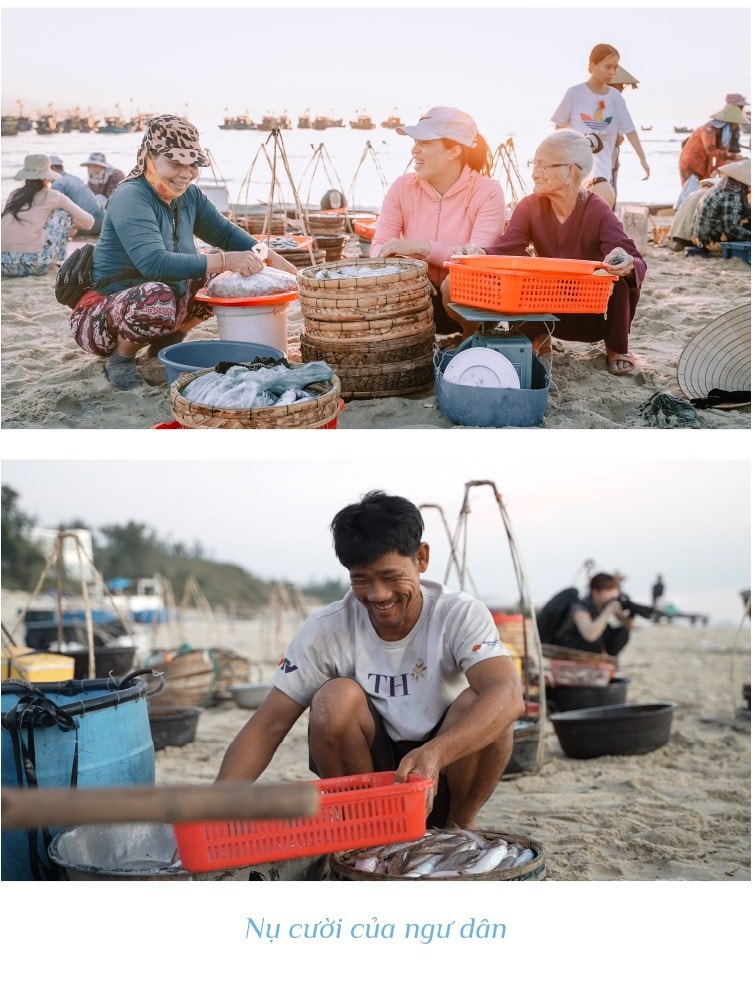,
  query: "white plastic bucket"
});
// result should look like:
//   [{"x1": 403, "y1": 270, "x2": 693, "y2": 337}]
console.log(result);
[{"x1": 213, "y1": 302, "x2": 291, "y2": 353}]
